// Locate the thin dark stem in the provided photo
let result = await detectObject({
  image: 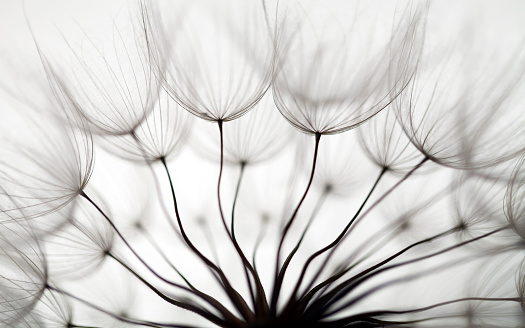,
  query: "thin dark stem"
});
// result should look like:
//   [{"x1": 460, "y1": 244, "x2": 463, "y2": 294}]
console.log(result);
[
  {"x1": 231, "y1": 161, "x2": 246, "y2": 243},
  {"x1": 160, "y1": 156, "x2": 254, "y2": 322},
  {"x1": 130, "y1": 131, "x2": 182, "y2": 243},
  {"x1": 275, "y1": 189, "x2": 329, "y2": 319},
  {"x1": 310, "y1": 225, "x2": 509, "y2": 317},
  {"x1": 287, "y1": 167, "x2": 386, "y2": 313},
  {"x1": 310, "y1": 182, "x2": 454, "y2": 303},
  {"x1": 140, "y1": 228, "x2": 196, "y2": 289},
  {"x1": 230, "y1": 162, "x2": 257, "y2": 310},
  {"x1": 330, "y1": 182, "x2": 453, "y2": 279},
  {"x1": 299, "y1": 224, "x2": 459, "y2": 317},
  {"x1": 80, "y1": 192, "x2": 185, "y2": 289},
  {"x1": 341, "y1": 296, "x2": 521, "y2": 323},
  {"x1": 80, "y1": 192, "x2": 240, "y2": 327},
  {"x1": 270, "y1": 132, "x2": 322, "y2": 315},
  {"x1": 108, "y1": 253, "x2": 238, "y2": 328},
  {"x1": 281, "y1": 189, "x2": 329, "y2": 278},
  {"x1": 309, "y1": 227, "x2": 403, "y2": 307},
  {"x1": 299, "y1": 157, "x2": 429, "y2": 305},
  {"x1": 337, "y1": 157, "x2": 428, "y2": 243},
  {"x1": 323, "y1": 249, "x2": 512, "y2": 319},
  {"x1": 46, "y1": 284, "x2": 207, "y2": 328},
  {"x1": 216, "y1": 120, "x2": 269, "y2": 319}
]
